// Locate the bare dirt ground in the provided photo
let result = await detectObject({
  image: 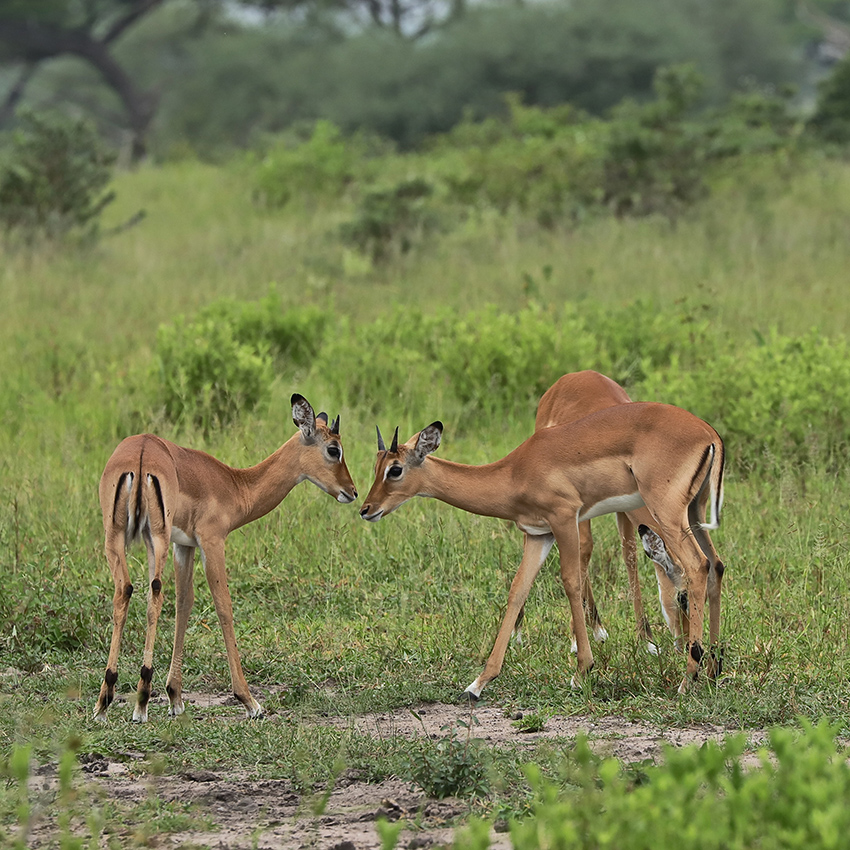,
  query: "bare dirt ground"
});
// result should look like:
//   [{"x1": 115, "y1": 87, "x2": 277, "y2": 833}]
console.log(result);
[{"x1": 28, "y1": 694, "x2": 767, "y2": 850}]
